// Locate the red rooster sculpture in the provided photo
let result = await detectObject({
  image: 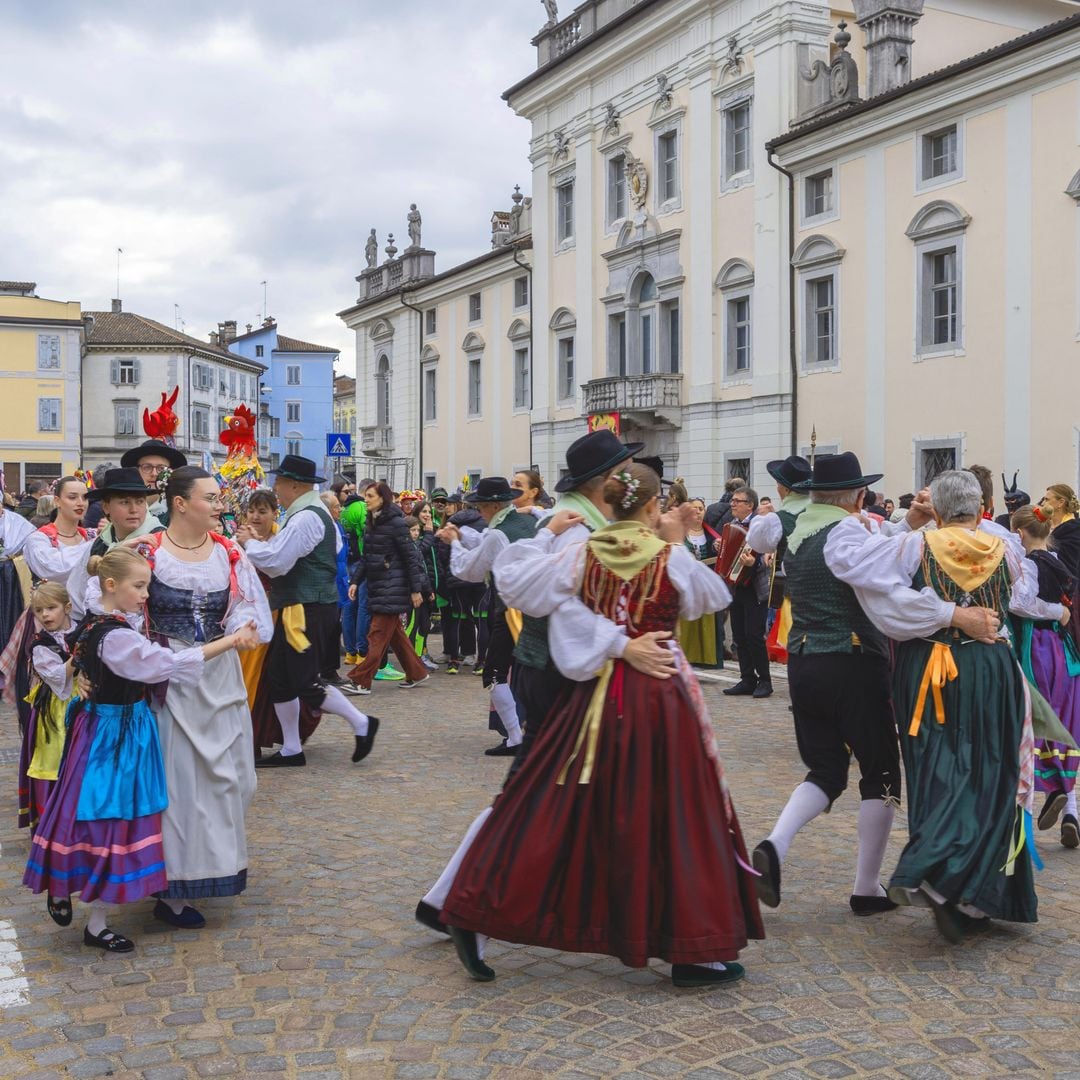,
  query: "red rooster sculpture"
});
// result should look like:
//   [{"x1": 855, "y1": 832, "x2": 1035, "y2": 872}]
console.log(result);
[
  {"x1": 218, "y1": 403, "x2": 258, "y2": 455},
  {"x1": 215, "y1": 402, "x2": 265, "y2": 531},
  {"x1": 143, "y1": 387, "x2": 180, "y2": 445}
]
